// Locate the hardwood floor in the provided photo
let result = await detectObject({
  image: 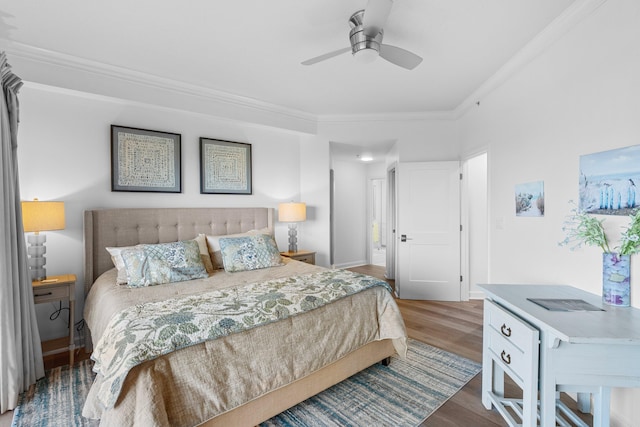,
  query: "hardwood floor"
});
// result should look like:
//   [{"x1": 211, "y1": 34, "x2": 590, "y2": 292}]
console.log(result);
[{"x1": 347, "y1": 264, "x2": 593, "y2": 427}]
